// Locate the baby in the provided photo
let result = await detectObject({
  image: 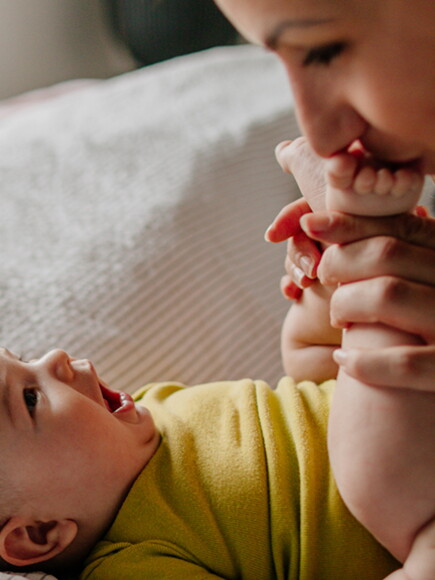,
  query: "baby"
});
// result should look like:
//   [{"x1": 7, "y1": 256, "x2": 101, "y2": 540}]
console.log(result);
[
  {"x1": 302, "y1": 145, "x2": 434, "y2": 580},
  {"x1": 0, "y1": 262, "x2": 401, "y2": 580},
  {"x1": 0, "y1": 348, "x2": 398, "y2": 580}
]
